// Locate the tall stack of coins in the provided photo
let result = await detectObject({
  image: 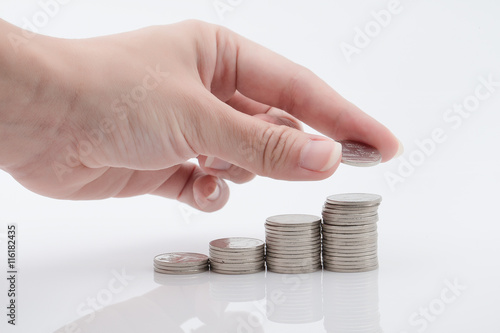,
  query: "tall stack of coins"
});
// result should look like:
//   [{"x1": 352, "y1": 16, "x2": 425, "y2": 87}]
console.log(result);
[
  {"x1": 265, "y1": 214, "x2": 322, "y2": 274},
  {"x1": 209, "y1": 237, "x2": 265, "y2": 275},
  {"x1": 322, "y1": 193, "x2": 381, "y2": 272},
  {"x1": 153, "y1": 252, "x2": 209, "y2": 274}
]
